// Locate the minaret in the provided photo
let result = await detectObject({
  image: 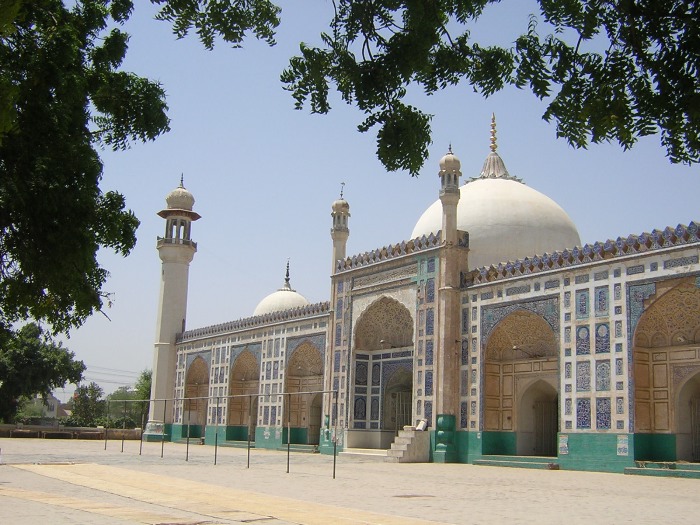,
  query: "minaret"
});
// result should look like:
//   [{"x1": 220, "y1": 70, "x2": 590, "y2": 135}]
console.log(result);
[
  {"x1": 145, "y1": 177, "x2": 201, "y2": 439},
  {"x1": 330, "y1": 183, "x2": 350, "y2": 273},
  {"x1": 434, "y1": 144, "x2": 463, "y2": 463}
]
